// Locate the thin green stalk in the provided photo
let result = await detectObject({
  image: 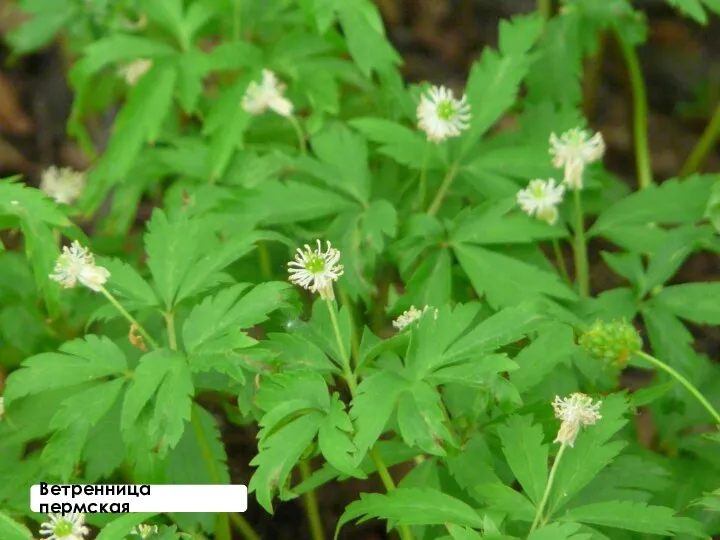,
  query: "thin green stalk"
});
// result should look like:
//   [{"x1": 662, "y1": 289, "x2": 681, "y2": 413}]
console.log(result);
[
  {"x1": 680, "y1": 99, "x2": 720, "y2": 177},
  {"x1": 416, "y1": 143, "x2": 429, "y2": 211},
  {"x1": 615, "y1": 30, "x2": 652, "y2": 190},
  {"x1": 529, "y1": 443, "x2": 567, "y2": 533},
  {"x1": 257, "y1": 242, "x2": 273, "y2": 280},
  {"x1": 229, "y1": 513, "x2": 261, "y2": 540},
  {"x1": 99, "y1": 286, "x2": 159, "y2": 349},
  {"x1": 299, "y1": 460, "x2": 326, "y2": 540},
  {"x1": 325, "y1": 299, "x2": 358, "y2": 395},
  {"x1": 164, "y1": 312, "x2": 178, "y2": 350},
  {"x1": 337, "y1": 288, "x2": 361, "y2": 366},
  {"x1": 537, "y1": 0, "x2": 552, "y2": 21},
  {"x1": 325, "y1": 298, "x2": 413, "y2": 540},
  {"x1": 551, "y1": 238, "x2": 571, "y2": 286},
  {"x1": 288, "y1": 115, "x2": 307, "y2": 155},
  {"x1": 427, "y1": 162, "x2": 460, "y2": 216},
  {"x1": 635, "y1": 351, "x2": 720, "y2": 424},
  {"x1": 583, "y1": 32, "x2": 608, "y2": 120},
  {"x1": 572, "y1": 190, "x2": 590, "y2": 297}
]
